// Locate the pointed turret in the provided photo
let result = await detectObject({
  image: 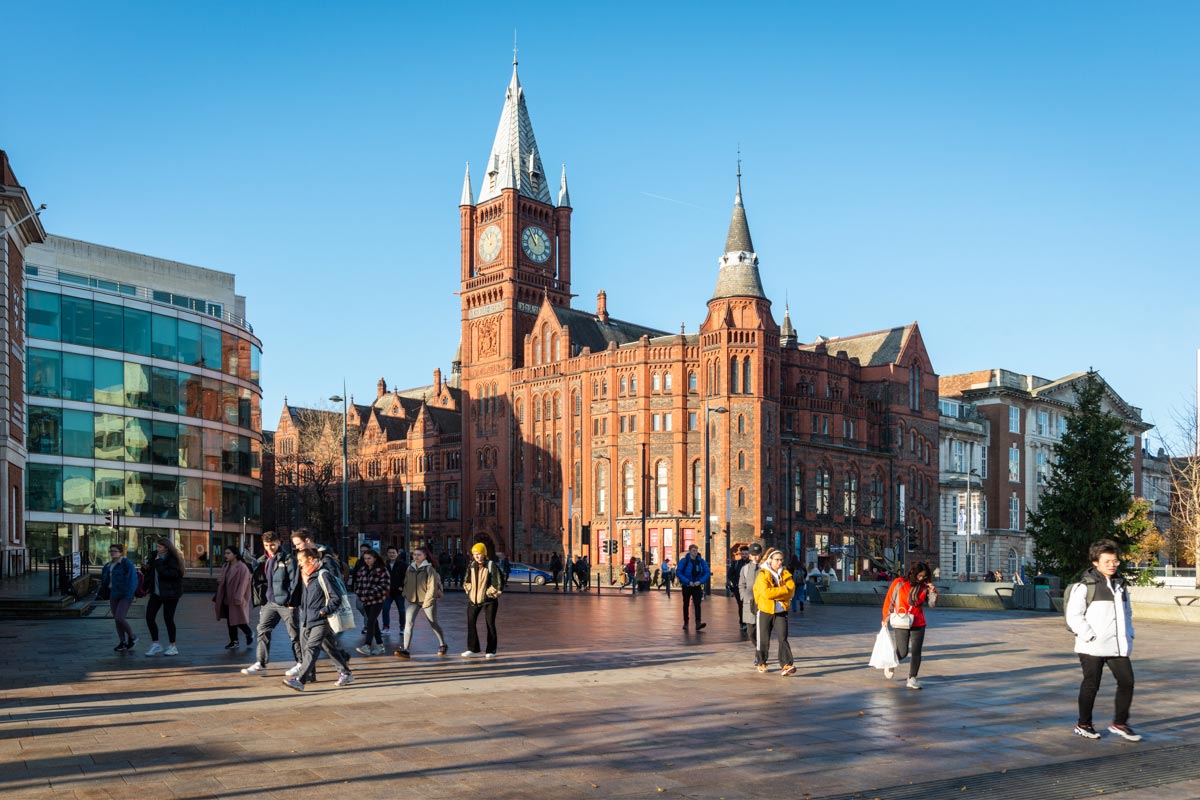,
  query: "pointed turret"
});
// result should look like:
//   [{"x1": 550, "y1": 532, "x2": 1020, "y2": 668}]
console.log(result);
[
  {"x1": 478, "y1": 62, "x2": 554, "y2": 204},
  {"x1": 558, "y1": 163, "x2": 572, "y2": 207},
  {"x1": 712, "y1": 170, "x2": 766, "y2": 300},
  {"x1": 460, "y1": 162, "x2": 474, "y2": 206},
  {"x1": 780, "y1": 303, "x2": 798, "y2": 347}
]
